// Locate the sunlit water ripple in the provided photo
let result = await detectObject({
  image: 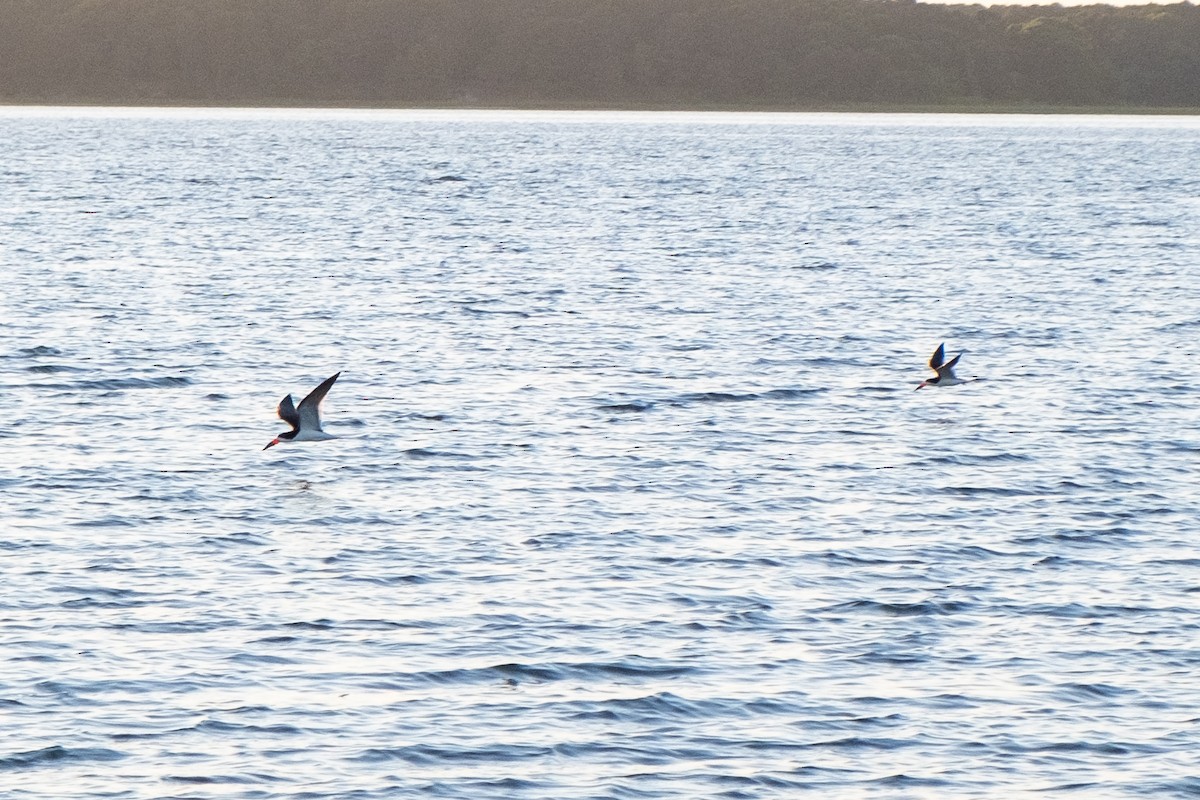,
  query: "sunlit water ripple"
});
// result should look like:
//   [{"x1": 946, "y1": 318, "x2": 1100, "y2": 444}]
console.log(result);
[{"x1": 3, "y1": 108, "x2": 1200, "y2": 799}]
